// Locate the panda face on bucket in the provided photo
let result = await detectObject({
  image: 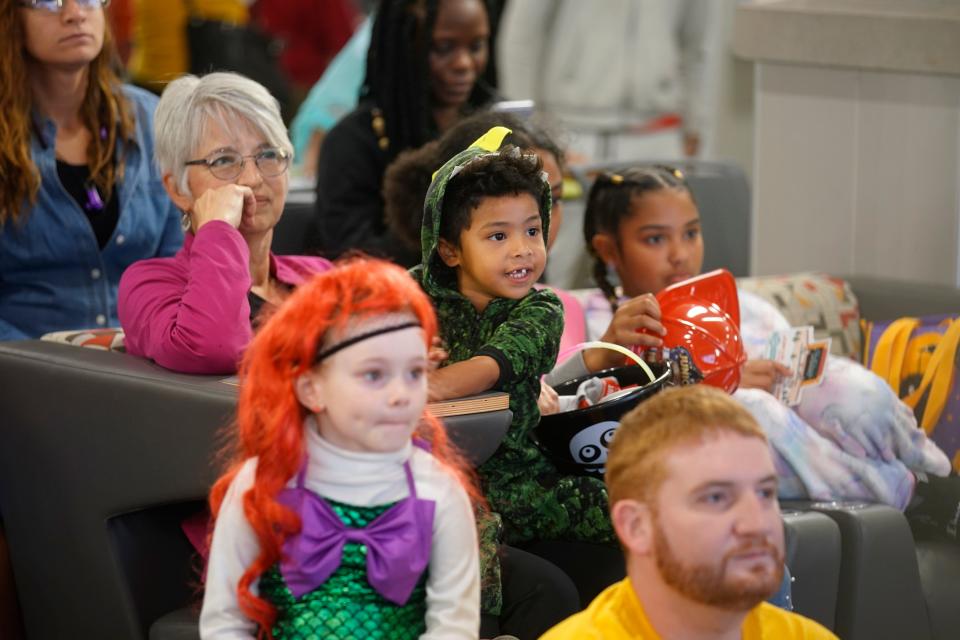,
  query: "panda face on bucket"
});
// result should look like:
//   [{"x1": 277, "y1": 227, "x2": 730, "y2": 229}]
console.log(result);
[{"x1": 569, "y1": 421, "x2": 619, "y2": 472}]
